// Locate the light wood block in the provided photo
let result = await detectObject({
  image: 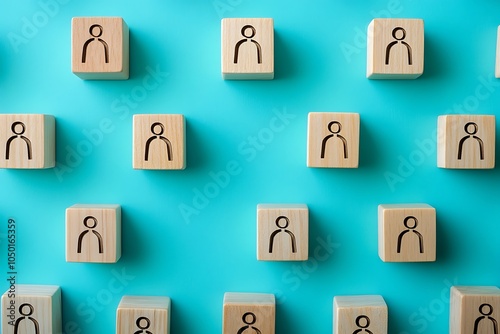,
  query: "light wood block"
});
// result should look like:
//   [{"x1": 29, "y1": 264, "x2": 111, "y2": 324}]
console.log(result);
[
  {"x1": 437, "y1": 115, "x2": 495, "y2": 169},
  {"x1": 1, "y1": 285, "x2": 61, "y2": 334},
  {"x1": 223, "y1": 293, "x2": 275, "y2": 334},
  {"x1": 0, "y1": 114, "x2": 55, "y2": 169},
  {"x1": 221, "y1": 18, "x2": 274, "y2": 80},
  {"x1": 307, "y1": 112, "x2": 360, "y2": 168},
  {"x1": 450, "y1": 286, "x2": 500, "y2": 334},
  {"x1": 496, "y1": 26, "x2": 500, "y2": 78},
  {"x1": 378, "y1": 204, "x2": 436, "y2": 262},
  {"x1": 72, "y1": 17, "x2": 129, "y2": 80},
  {"x1": 133, "y1": 114, "x2": 186, "y2": 170},
  {"x1": 367, "y1": 18, "x2": 424, "y2": 79},
  {"x1": 333, "y1": 295, "x2": 388, "y2": 334},
  {"x1": 66, "y1": 204, "x2": 121, "y2": 263},
  {"x1": 257, "y1": 204, "x2": 308, "y2": 261},
  {"x1": 117, "y1": 296, "x2": 171, "y2": 334}
]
